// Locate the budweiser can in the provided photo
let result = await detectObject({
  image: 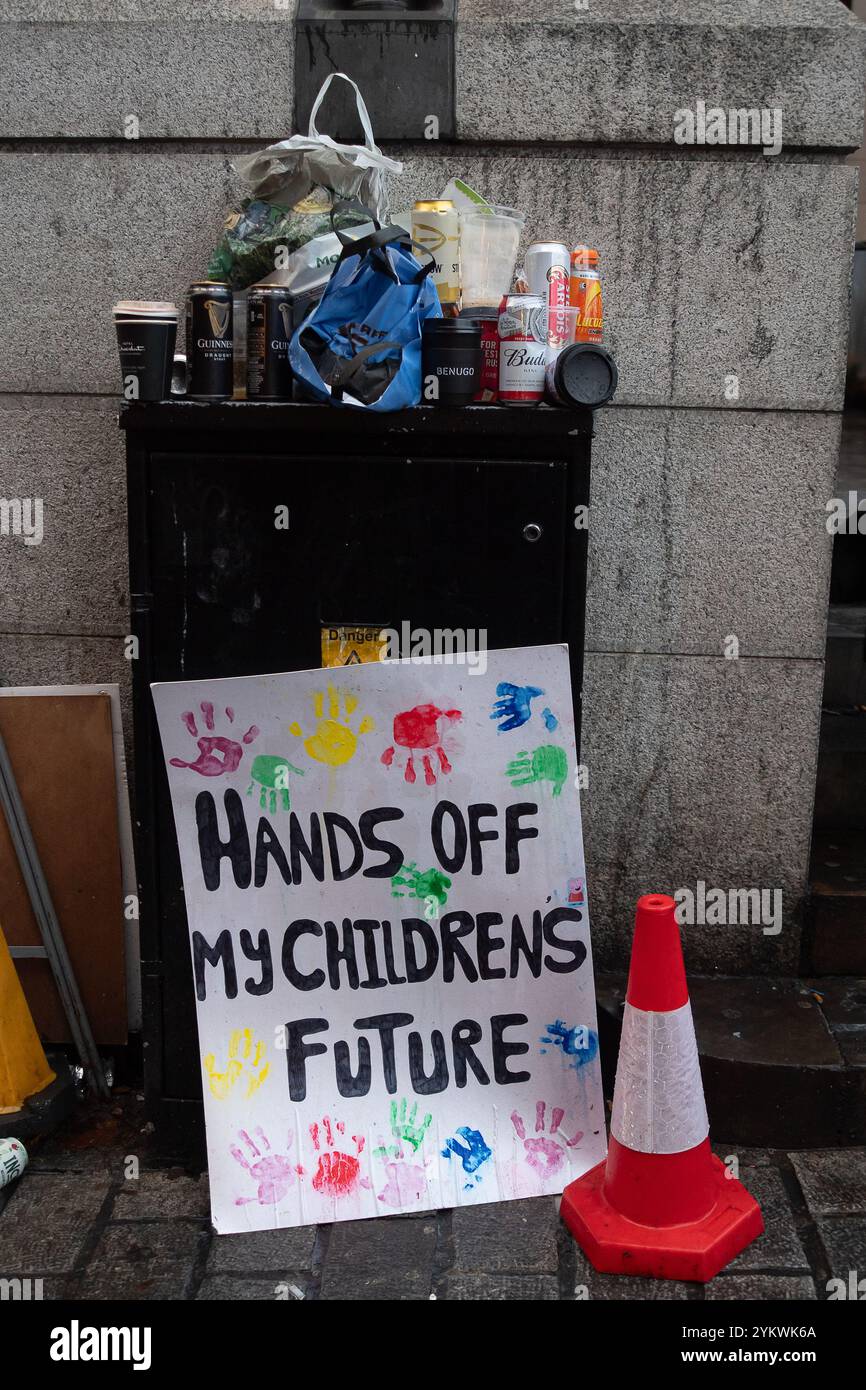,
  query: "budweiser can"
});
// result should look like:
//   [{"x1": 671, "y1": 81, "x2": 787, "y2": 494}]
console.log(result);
[
  {"x1": 498, "y1": 294, "x2": 547, "y2": 406},
  {"x1": 525, "y1": 242, "x2": 571, "y2": 360},
  {"x1": 0, "y1": 1137, "x2": 28, "y2": 1188},
  {"x1": 569, "y1": 246, "x2": 603, "y2": 344},
  {"x1": 247, "y1": 285, "x2": 293, "y2": 400},
  {"x1": 186, "y1": 280, "x2": 233, "y2": 399}
]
